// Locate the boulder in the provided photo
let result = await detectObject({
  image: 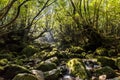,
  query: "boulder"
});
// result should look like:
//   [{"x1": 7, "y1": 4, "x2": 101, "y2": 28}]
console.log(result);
[
  {"x1": 115, "y1": 57, "x2": 120, "y2": 69},
  {"x1": 1, "y1": 64, "x2": 30, "y2": 79},
  {"x1": 36, "y1": 62, "x2": 57, "y2": 72},
  {"x1": 44, "y1": 69, "x2": 60, "y2": 80},
  {"x1": 95, "y1": 47, "x2": 108, "y2": 56},
  {"x1": 97, "y1": 57, "x2": 117, "y2": 69},
  {"x1": 12, "y1": 73, "x2": 39, "y2": 80},
  {"x1": 31, "y1": 70, "x2": 44, "y2": 80},
  {"x1": 94, "y1": 66, "x2": 117, "y2": 79},
  {"x1": 21, "y1": 45, "x2": 39, "y2": 57},
  {"x1": 67, "y1": 58, "x2": 89, "y2": 79}
]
